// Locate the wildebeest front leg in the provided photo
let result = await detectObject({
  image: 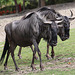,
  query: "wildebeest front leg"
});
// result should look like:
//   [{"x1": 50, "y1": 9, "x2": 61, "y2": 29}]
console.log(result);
[
  {"x1": 46, "y1": 43, "x2": 50, "y2": 60},
  {"x1": 31, "y1": 39, "x2": 44, "y2": 71},
  {"x1": 18, "y1": 46, "x2": 38, "y2": 60},
  {"x1": 30, "y1": 45, "x2": 38, "y2": 60},
  {"x1": 51, "y1": 46, "x2": 55, "y2": 59}
]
